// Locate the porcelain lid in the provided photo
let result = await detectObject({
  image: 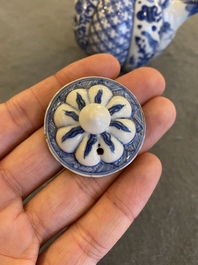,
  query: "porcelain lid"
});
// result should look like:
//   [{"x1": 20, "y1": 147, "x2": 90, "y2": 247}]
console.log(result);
[{"x1": 44, "y1": 76, "x2": 146, "y2": 177}]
